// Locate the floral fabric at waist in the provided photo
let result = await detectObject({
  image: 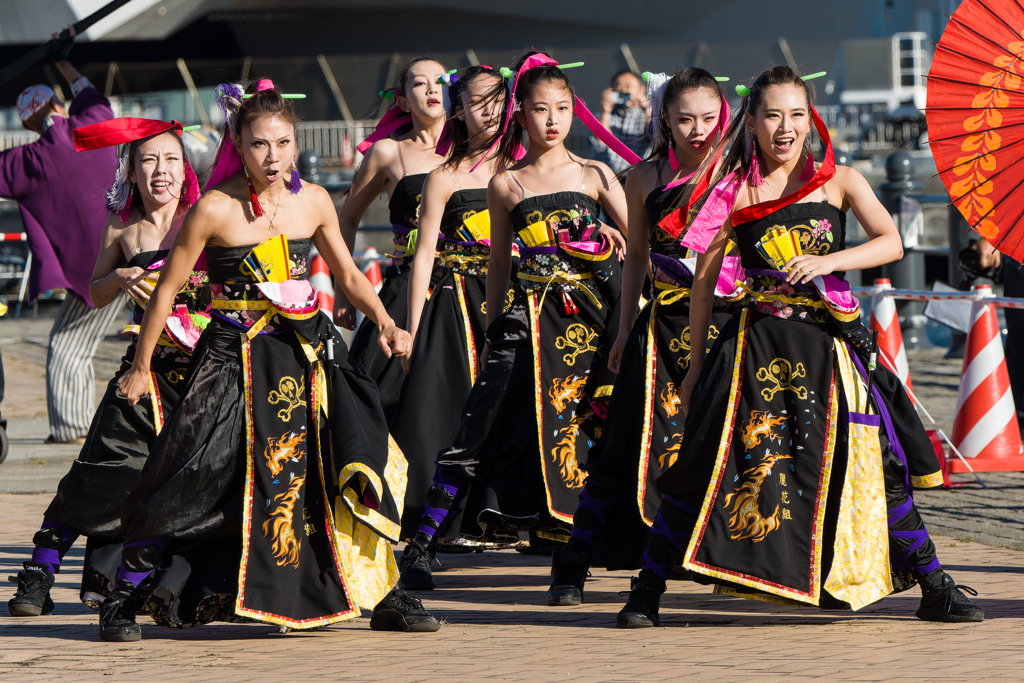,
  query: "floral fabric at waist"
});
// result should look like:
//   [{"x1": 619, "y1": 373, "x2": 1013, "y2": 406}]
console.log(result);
[
  {"x1": 392, "y1": 224, "x2": 445, "y2": 268},
  {"x1": 517, "y1": 250, "x2": 603, "y2": 308},
  {"x1": 438, "y1": 240, "x2": 521, "y2": 277},
  {"x1": 210, "y1": 283, "x2": 319, "y2": 336},
  {"x1": 739, "y1": 269, "x2": 859, "y2": 324}
]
